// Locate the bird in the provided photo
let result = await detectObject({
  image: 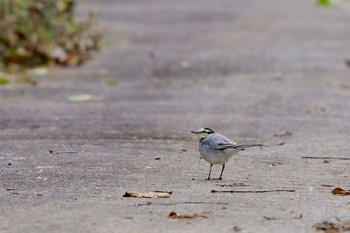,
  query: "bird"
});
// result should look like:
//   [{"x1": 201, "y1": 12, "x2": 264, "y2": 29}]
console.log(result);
[{"x1": 191, "y1": 128, "x2": 263, "y2": 180}]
